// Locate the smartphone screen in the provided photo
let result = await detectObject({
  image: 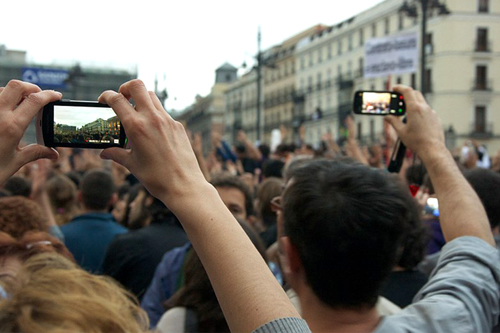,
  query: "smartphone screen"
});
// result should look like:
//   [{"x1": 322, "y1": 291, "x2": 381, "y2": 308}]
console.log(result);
[
  {"x1": 352, "y1": 91, "x2": 405, "y2": 115},
  {"x1": 39, "y1": 101, "x2": 126, "y2": 149},
  {"x1": 54, "y1": 105, "x2": 121, "y2": 145}
]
